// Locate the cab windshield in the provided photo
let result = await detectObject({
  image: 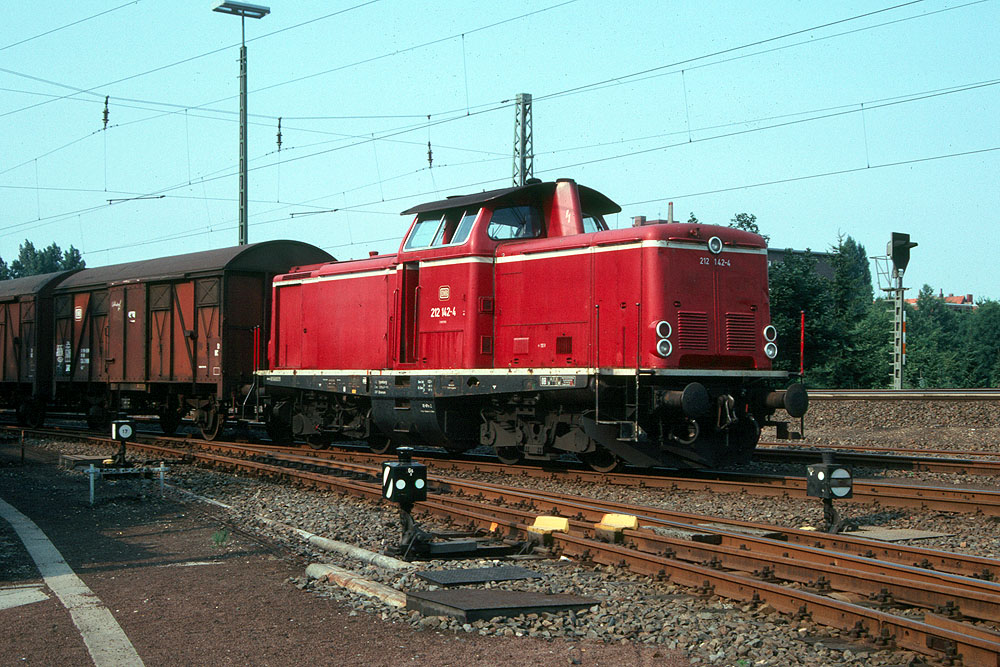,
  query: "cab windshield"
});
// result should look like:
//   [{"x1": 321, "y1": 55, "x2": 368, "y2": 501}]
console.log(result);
[{"x1": 404, "y1": 208, "x2": 480, "y2": 250}]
